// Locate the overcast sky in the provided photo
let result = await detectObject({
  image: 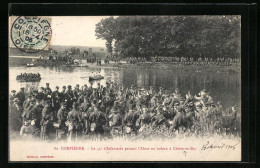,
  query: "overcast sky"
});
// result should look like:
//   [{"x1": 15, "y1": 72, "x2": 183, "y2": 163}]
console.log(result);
[{"x1": 51, "y1": 16, "x2": 110, "y2": 47}]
